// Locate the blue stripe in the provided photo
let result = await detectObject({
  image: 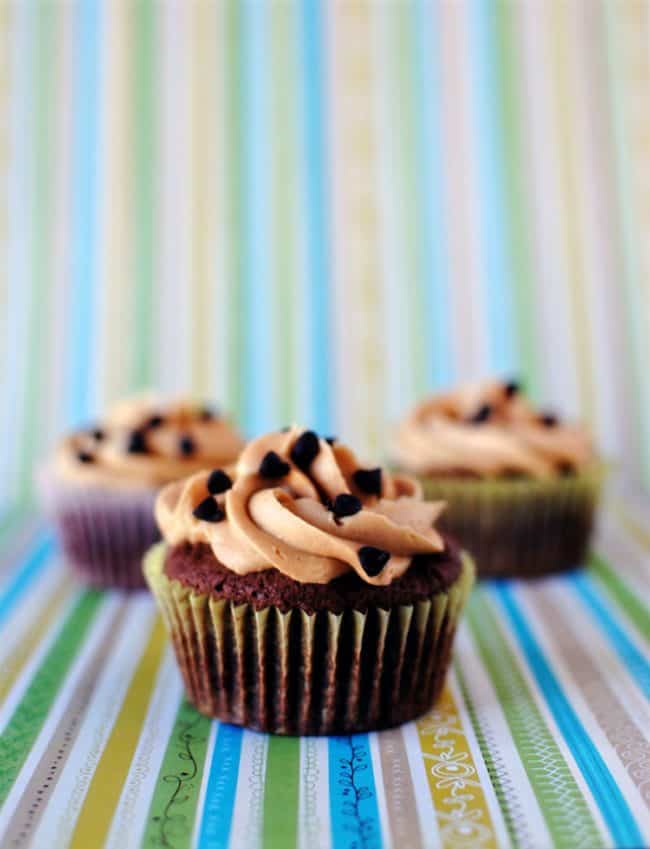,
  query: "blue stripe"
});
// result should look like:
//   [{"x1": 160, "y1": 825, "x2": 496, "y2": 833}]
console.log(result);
[
  {"x1": 242, "y1": 2, "x2": 273, "y2": 436},
  {"x1": 0, "y1": 534, "x2": 54, "y2": 627},
  {"x1": 493, "y1": 583, "x2": 643, "y2": 848},
  {"x1": 467, "y1": 0, "x2": 517, "y2": 374},
  {"x1": 413, "y1": 0, "x2": 453, "y2": 387},
  {"x1": 67, "y1": 0, "x2": 102, "y2": 425},
  {"x1": 570, "y1": 573, "x2": 650, "y2": 699},
  {"x1": 197, "y1": 723, "x2": 243, "y2": 849},
  {"x1": 328, "y1": 735, "x2": 383, "y2": 849},
  {"x1": 299, "y1": 0, "x2": 331, "y2": 433}
]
